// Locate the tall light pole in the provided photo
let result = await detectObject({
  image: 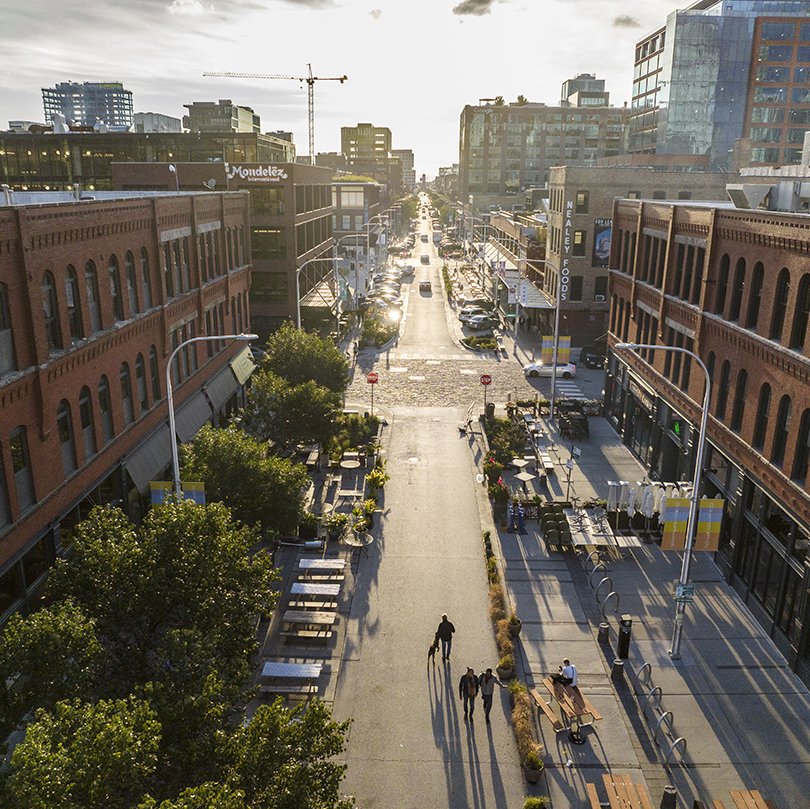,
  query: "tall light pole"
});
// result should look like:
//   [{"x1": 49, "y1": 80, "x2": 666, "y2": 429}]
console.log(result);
[
  {"x1": 166, "y1": 333, "x2": 257, "y2": 497},
  {"x1": 457, "y1": 205, "x2": 488, "y2": 290},
  {"x1": 295, "y1": 254, "x2": 337, "y2": 329},
  {"x1": 614, "y1": 342, "x2": 711, "y2": 660}
]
